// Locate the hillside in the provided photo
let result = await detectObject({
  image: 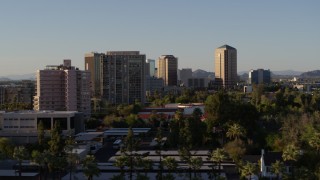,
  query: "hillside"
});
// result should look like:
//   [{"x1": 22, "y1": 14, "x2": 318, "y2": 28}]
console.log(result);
[
  {"x1": 192, "y1": 69, "x2": 214, "y2": 78},
  {"x1": 300, "y1": 70, "x2": 320, "y2": 78}
]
